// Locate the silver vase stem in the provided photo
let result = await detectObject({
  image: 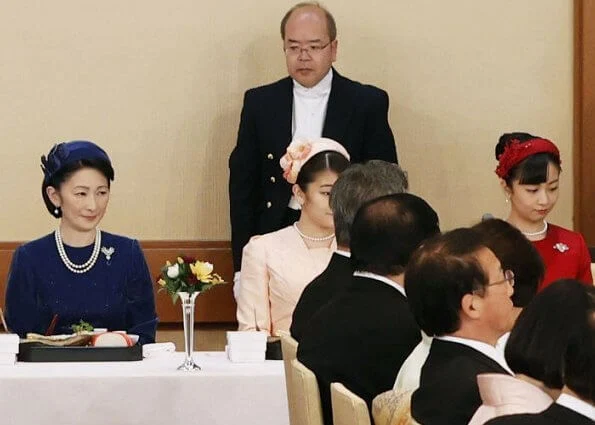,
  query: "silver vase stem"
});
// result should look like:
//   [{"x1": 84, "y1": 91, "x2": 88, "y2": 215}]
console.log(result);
[{"x1": 177, "y1": 291, "x2": 201, "y2": 371}]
